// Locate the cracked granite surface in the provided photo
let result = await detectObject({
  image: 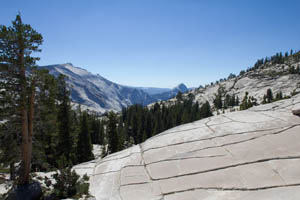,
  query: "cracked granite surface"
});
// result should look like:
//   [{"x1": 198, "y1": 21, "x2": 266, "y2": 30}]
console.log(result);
[{"x1": 89, "y1": 94, "x2": 300, "y2": 200}]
